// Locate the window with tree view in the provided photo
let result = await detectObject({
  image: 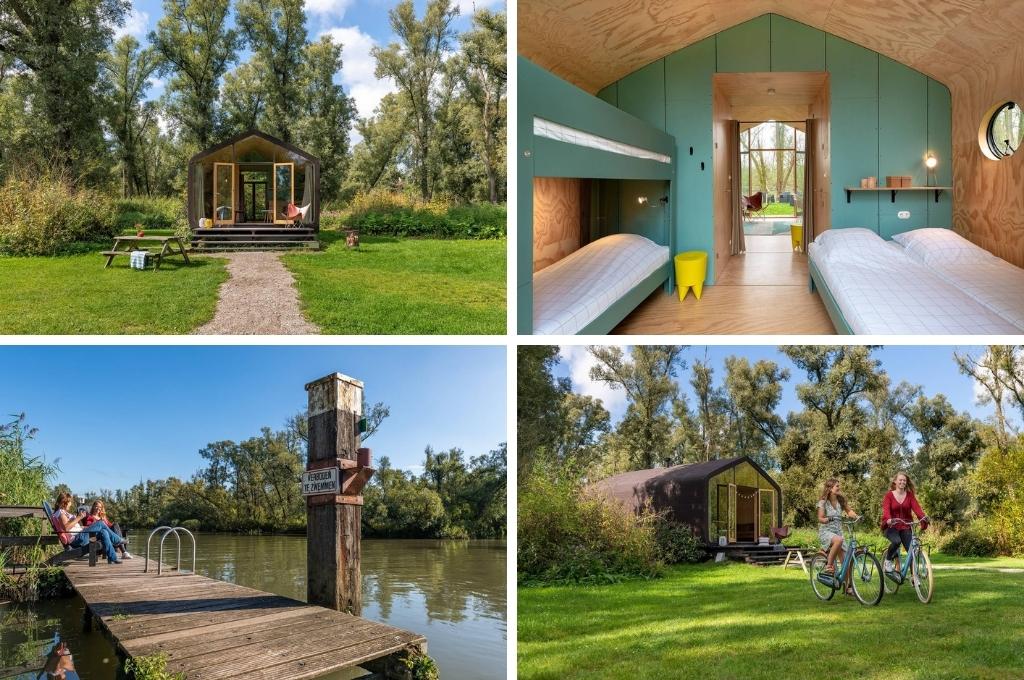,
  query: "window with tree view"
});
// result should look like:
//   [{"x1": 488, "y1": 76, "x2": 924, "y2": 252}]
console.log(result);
[{"x1": 740, "y1": 122, "x2": 805, "y2": 218}]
